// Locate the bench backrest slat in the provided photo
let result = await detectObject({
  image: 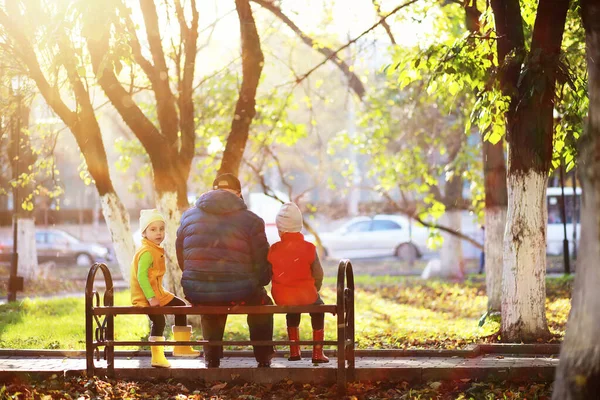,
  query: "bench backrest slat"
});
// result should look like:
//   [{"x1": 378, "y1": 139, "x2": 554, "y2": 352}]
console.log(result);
[{"x1": 92, "y1": 304, "x2": 338, "y2": 315}]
